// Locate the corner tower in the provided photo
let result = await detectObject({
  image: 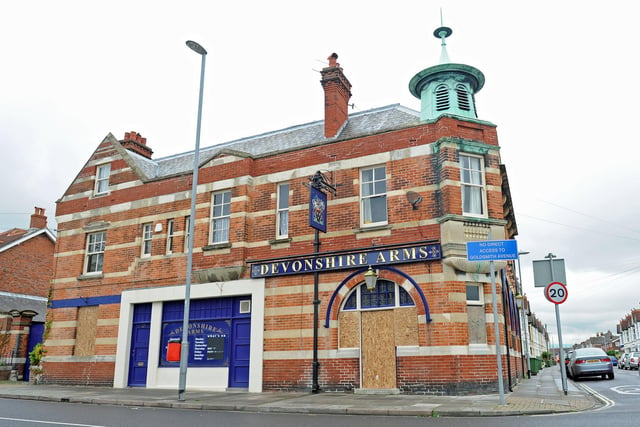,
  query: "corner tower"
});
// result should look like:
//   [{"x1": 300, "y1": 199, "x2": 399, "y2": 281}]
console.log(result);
[{"x1": 409, "y1": 26, "x2": 485, "y2": 121}]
